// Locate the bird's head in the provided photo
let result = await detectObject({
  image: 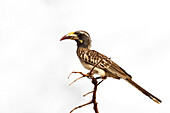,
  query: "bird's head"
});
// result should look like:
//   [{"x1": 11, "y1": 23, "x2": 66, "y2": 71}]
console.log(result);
[{"x1": 60, "y1": 30, "x2": 91, "y2": 49}]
